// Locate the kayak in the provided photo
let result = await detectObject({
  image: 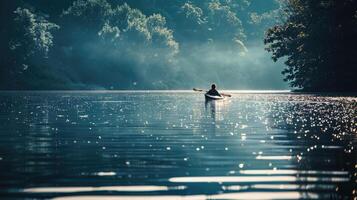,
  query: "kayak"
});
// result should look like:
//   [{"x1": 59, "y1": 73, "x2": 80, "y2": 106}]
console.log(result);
[{"x1": 205, "y1": 93, "x2": 225, "y2": 100}]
